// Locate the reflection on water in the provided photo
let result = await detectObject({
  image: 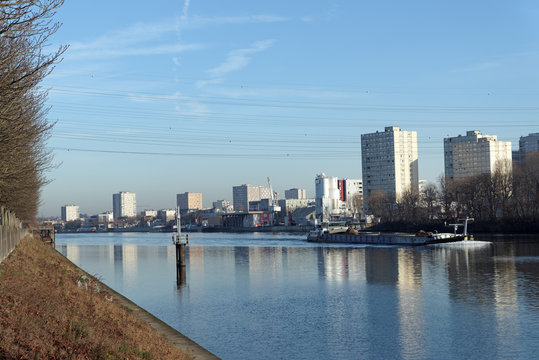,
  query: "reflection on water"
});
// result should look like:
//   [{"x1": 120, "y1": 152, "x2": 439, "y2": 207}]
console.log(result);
[{"x1": 57, "y1": 234, "x2": 539, "y2": 360}]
